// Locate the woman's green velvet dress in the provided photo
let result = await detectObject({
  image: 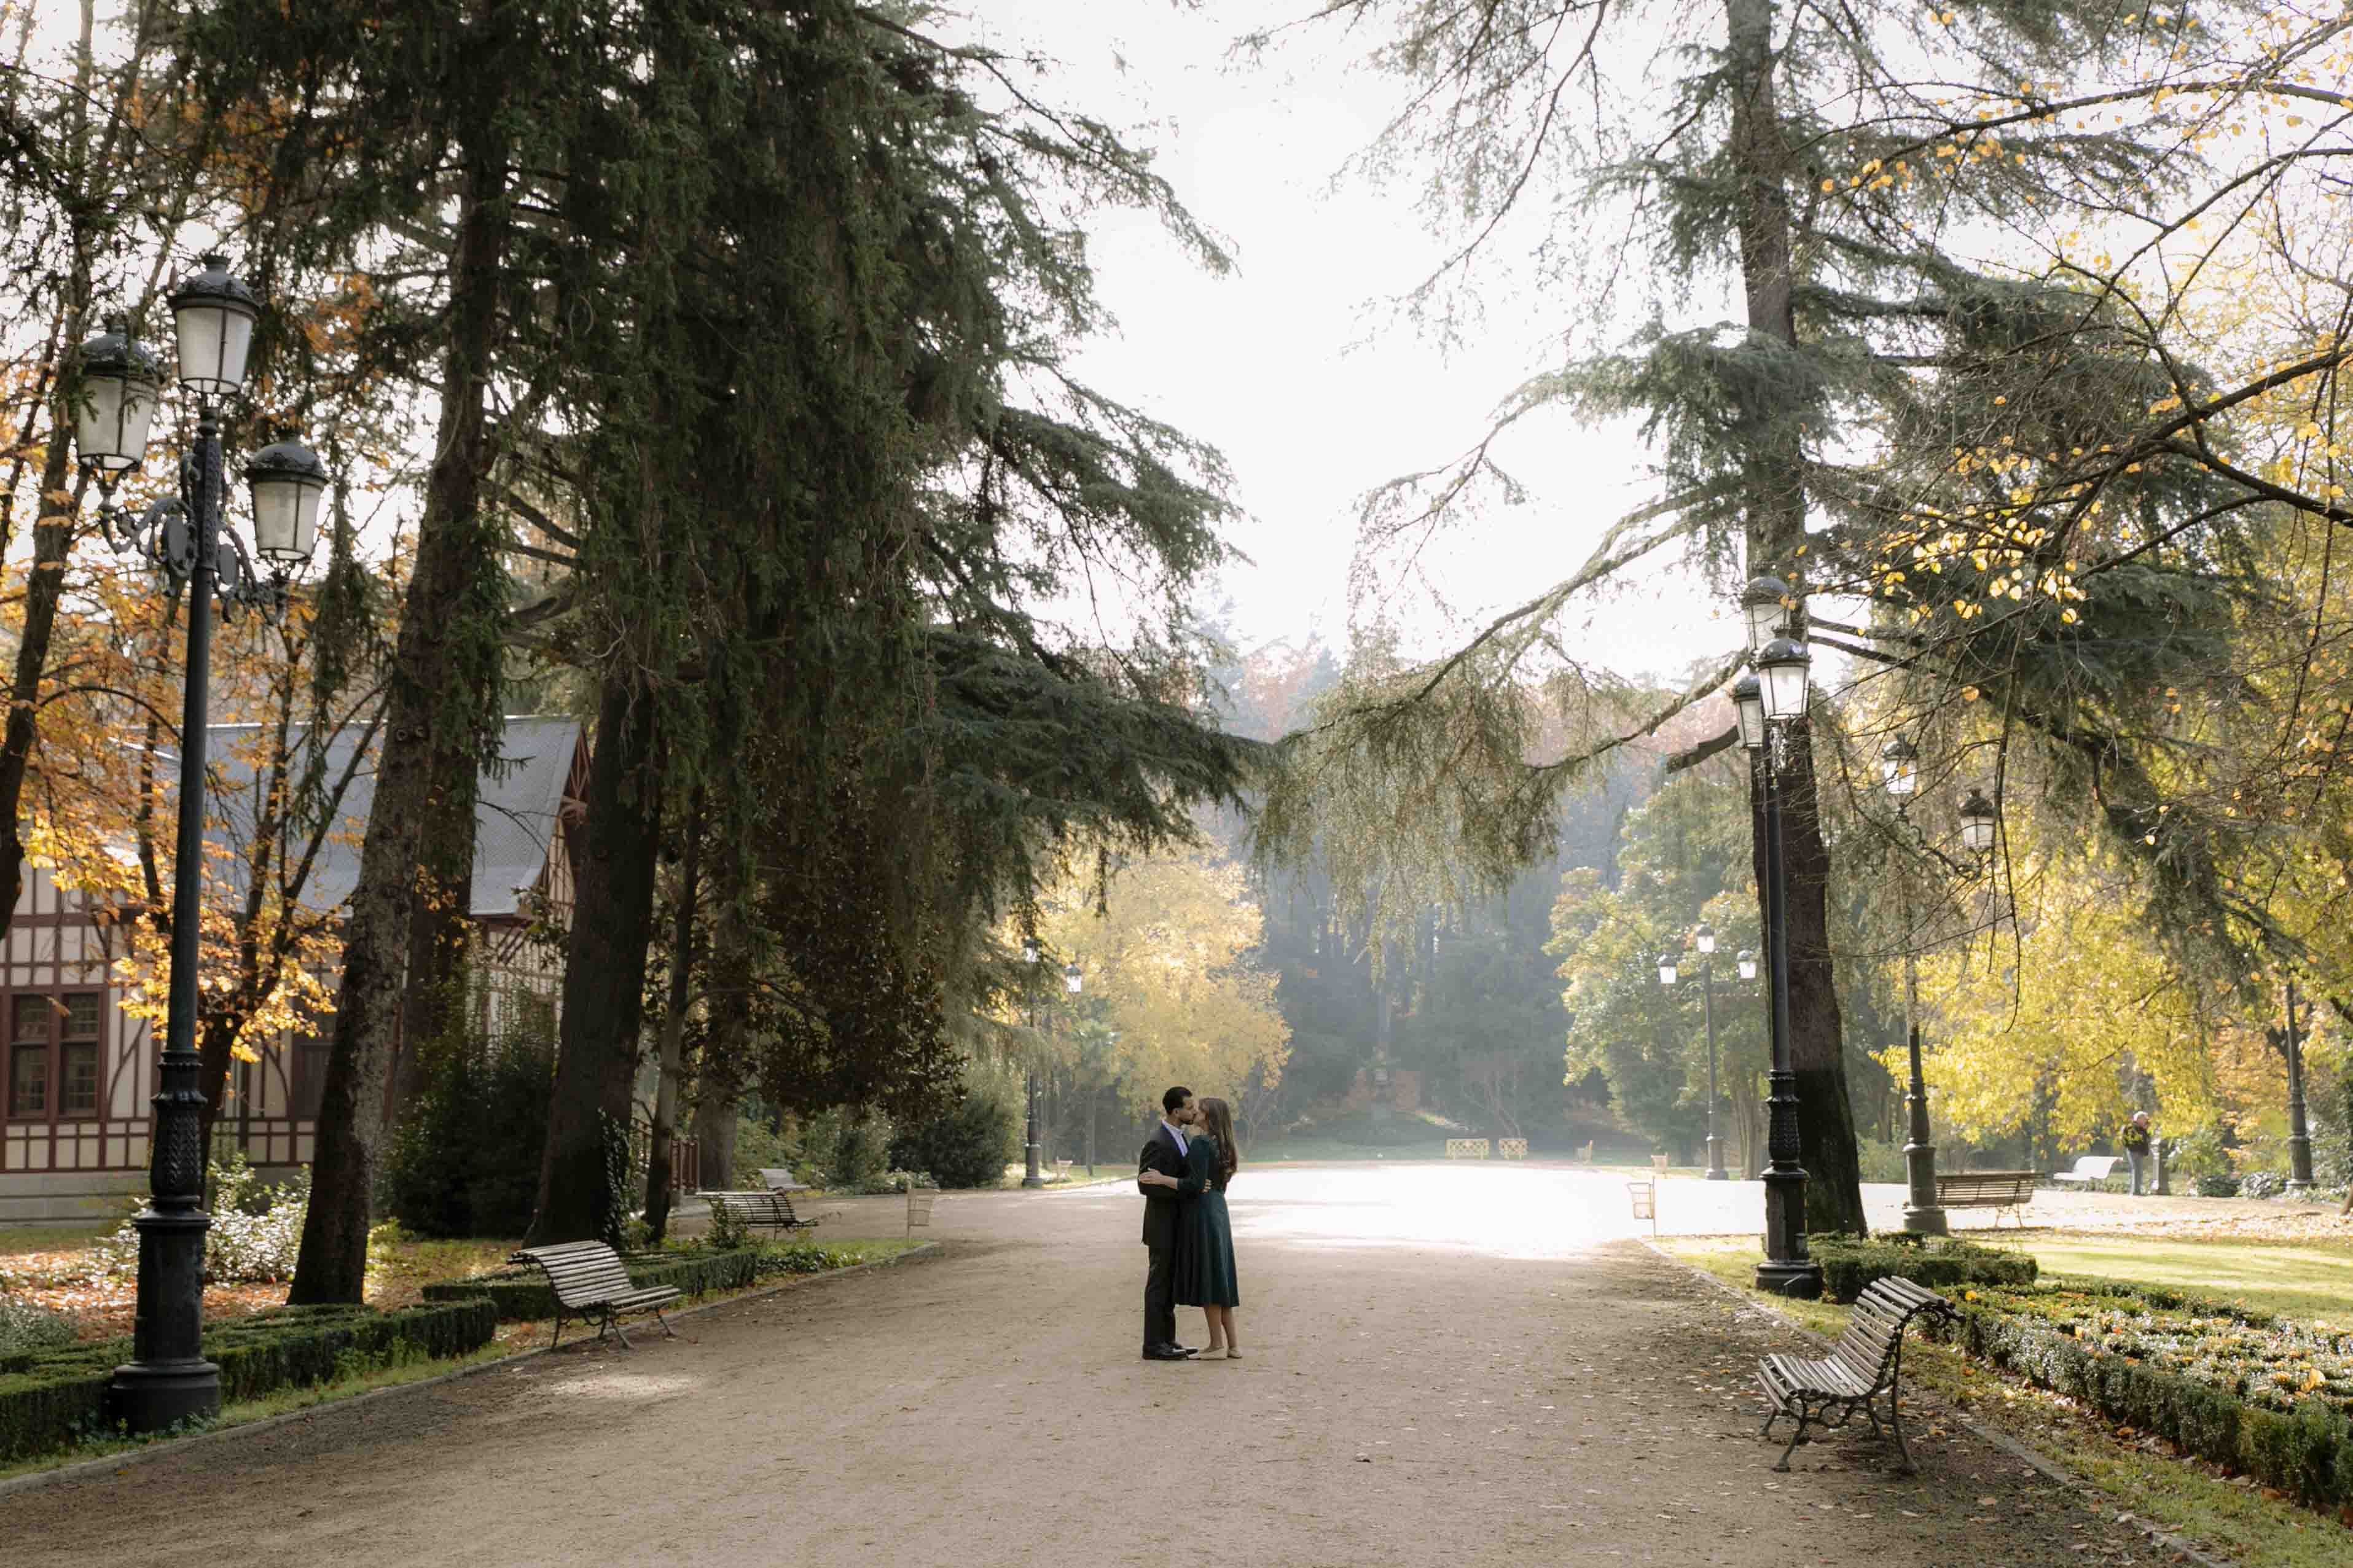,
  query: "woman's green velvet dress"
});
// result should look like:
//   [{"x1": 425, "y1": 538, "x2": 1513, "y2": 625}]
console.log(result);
[{"x1": 1172, "y1": 1136, "x2": 1239, "y2": 1308}]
